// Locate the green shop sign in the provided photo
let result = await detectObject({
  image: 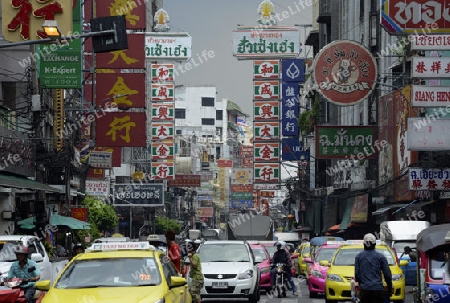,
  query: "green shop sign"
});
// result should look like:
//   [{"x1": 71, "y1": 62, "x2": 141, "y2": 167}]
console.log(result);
[
  {"x1": 231, "y1": 192, "x2": 253, "y2": 200},
  {"x1": 315, "y1": 126, "x2": 377, "y2": 159},
  {"x1": 39, "y1": 51, "x2": 82, "y2": 88}
]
